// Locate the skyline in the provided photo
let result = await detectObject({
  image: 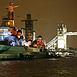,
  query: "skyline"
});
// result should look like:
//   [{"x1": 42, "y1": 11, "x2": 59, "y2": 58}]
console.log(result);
[{"x1": 0, "y1": 0, "x2": 77, "y2": 48}]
